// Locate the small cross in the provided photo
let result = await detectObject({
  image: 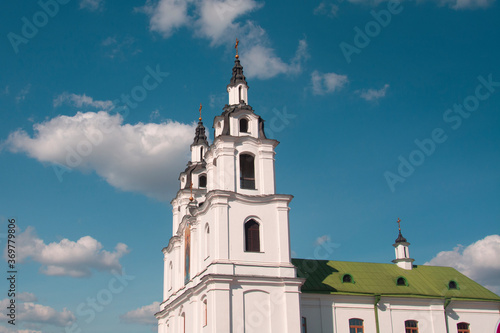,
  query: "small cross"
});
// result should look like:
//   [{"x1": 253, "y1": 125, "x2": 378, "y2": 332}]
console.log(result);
[
  {"x1": 397, "y1": 218, "x2": 401, "y2": 231},
  {"x1": 235, "y1": 38, "x2": 239, "y2": 58},
  {"x1": 199, "y1": 103, "x2": 202, "y2": 121}
]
